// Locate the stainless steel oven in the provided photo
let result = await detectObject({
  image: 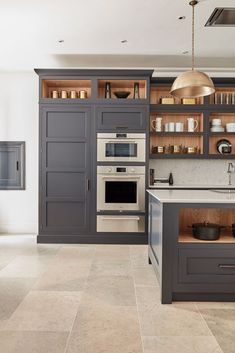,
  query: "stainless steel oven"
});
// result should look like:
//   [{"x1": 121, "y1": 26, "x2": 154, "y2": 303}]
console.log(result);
[
  {"x1": 97, "y1": 133, "x2": 146, "y2": 162},
  {"x1": 97, "y1": 166, "x2": 145, "y2": 212}
]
